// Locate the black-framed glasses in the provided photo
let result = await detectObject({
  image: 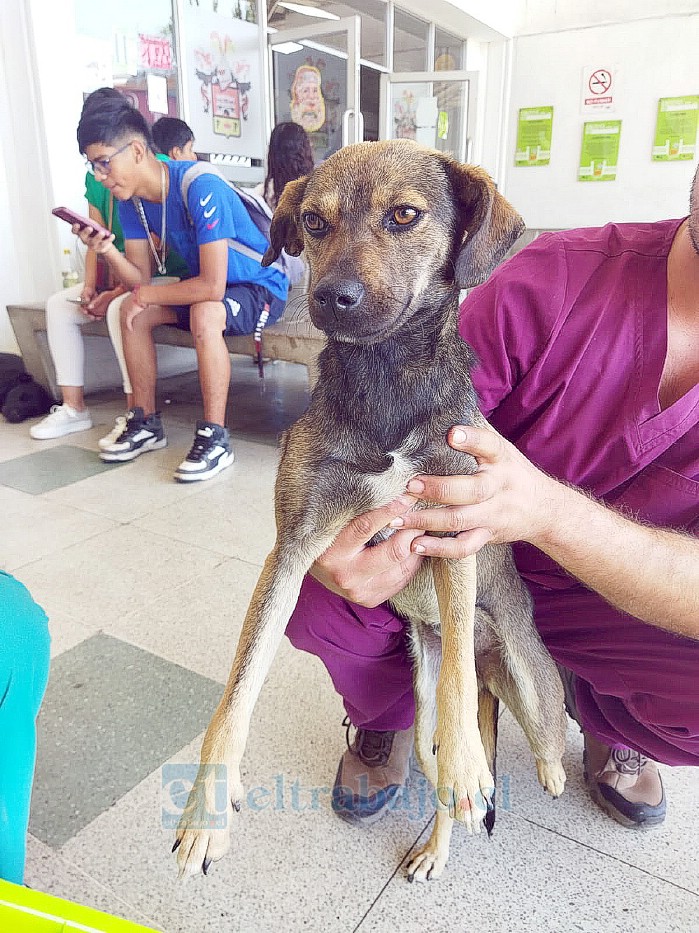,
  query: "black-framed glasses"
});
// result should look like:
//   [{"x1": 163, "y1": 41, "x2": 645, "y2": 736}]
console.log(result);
[{"x1": 85, "y1": 140, "x2": 135, "y2": 176}]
